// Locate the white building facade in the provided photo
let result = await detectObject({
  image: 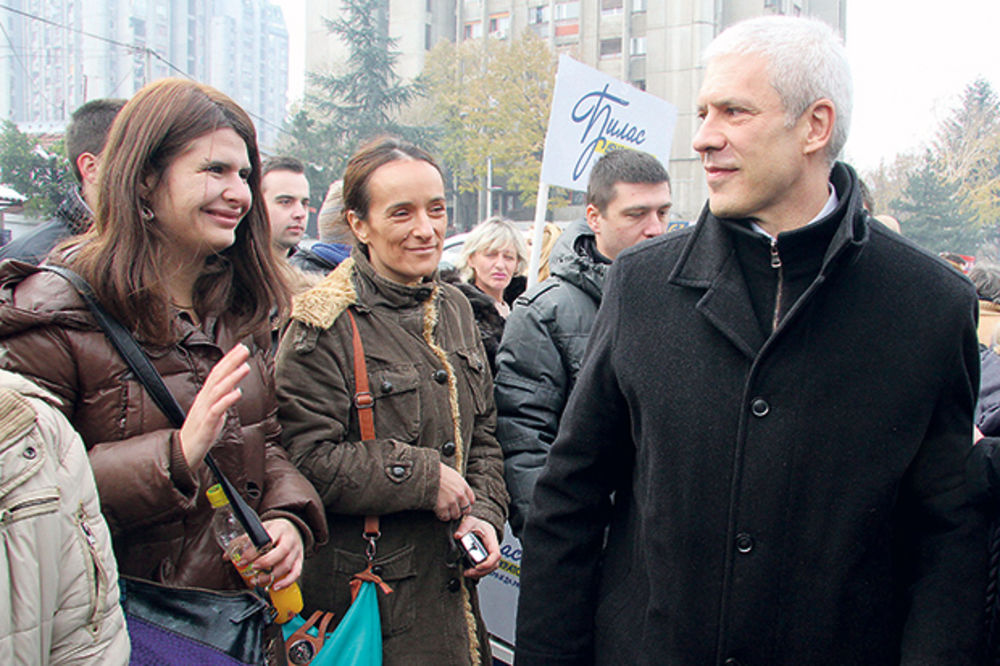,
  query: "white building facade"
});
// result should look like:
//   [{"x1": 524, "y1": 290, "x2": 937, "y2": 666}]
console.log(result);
[
  {"x1": 306, "y1": 0, "x2": 846, "y2": 221},
  {"x1": 0, "y1": 0, "x2": 289, "y2": 150}
]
